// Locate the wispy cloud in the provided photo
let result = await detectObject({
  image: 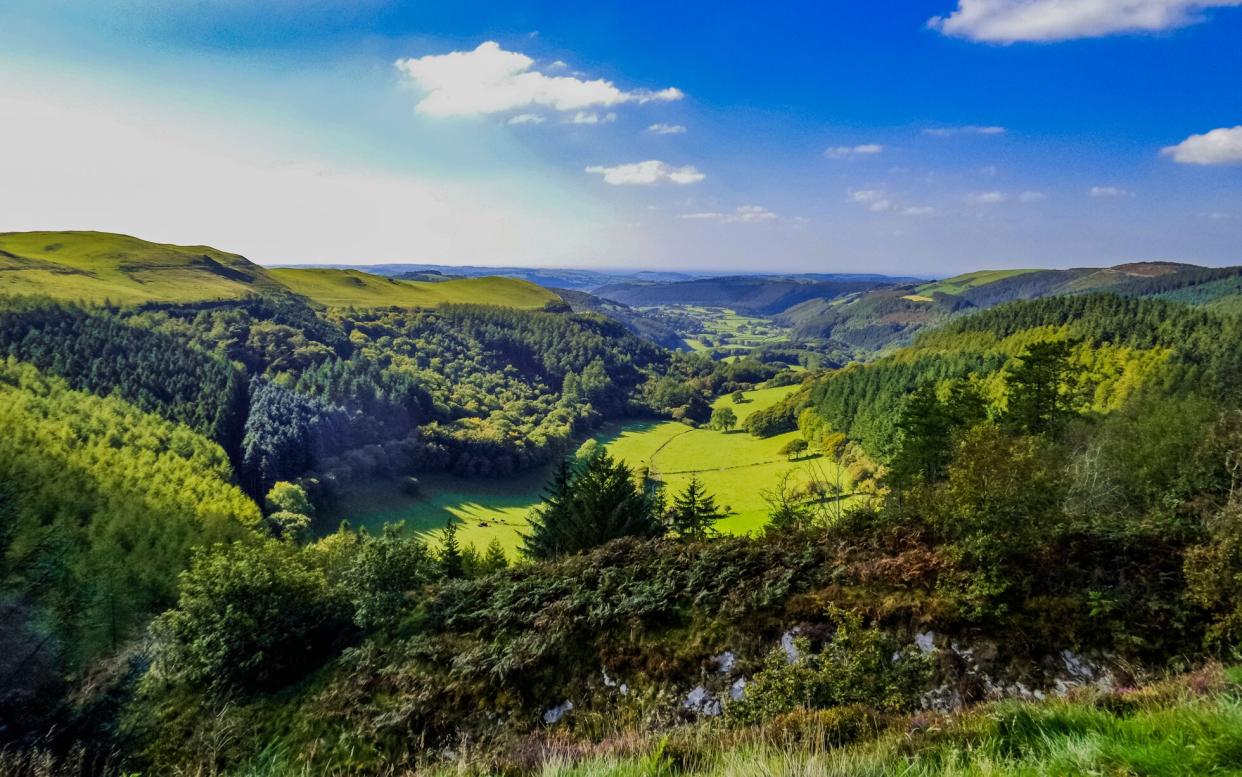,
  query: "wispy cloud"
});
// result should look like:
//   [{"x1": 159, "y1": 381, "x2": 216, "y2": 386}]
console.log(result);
[
  {"x1": 825, "y1": 144, "x2": 884, "y2": 159},
  {"x1": 1019, "y1": 191, "x2": 1047, "y2": 202},
  {"x1": 585, "y1": 160, "x2": 705, "y2": 185},
  {"x1": 679, "y1": 205, "x2": 779, "y2": 223},
  {"x1": 394, "y1": 41, "x2": 683, "y2": 117},
  {"x1": 967, "y1": 191, "x2": 1008, "y2": 204},
  {"x1": 568, "y1": 111, "x2": 616, "y2": 125},
  {"x1": 923, "y1": 125, "x2": 1006, "y2": 136},
  {"x1": 647, "y1": 123, "x2": 687, "y2": 135},
  {"x1": 1089, "y1": 185, "x2": 1133, "y2": 197},
  {"x1": 507, "y1": 113, "x2": 545, "y2": 125},
  {"x1": 848, "y1": 189, "x2": 932, "y2": 215},
  {"x1": 929, "y1": 0, "x2": 1242, "y2": 43},
  {"x1": 1162, "y1": 126, "x2": 1242, "y2": 165}
]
